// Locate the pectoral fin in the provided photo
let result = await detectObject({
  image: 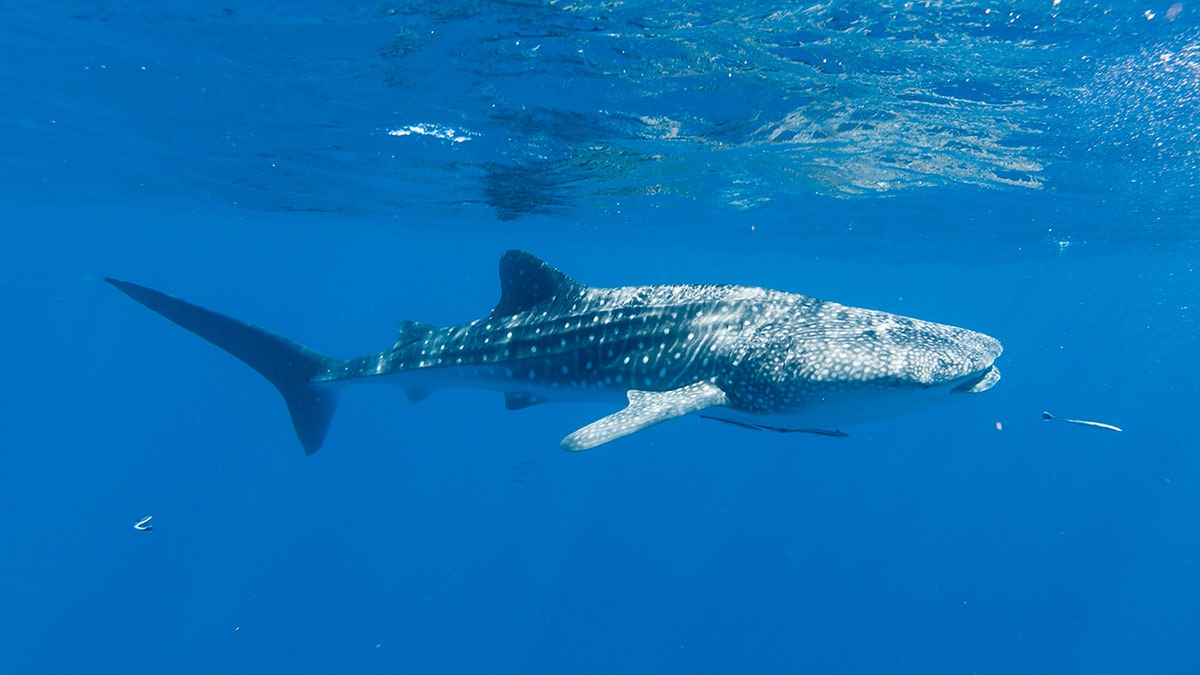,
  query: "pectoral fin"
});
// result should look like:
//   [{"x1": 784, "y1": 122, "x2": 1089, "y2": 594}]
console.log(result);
[{"x1": 560, "y1": 380, "x2": 729, "y2": 452}]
